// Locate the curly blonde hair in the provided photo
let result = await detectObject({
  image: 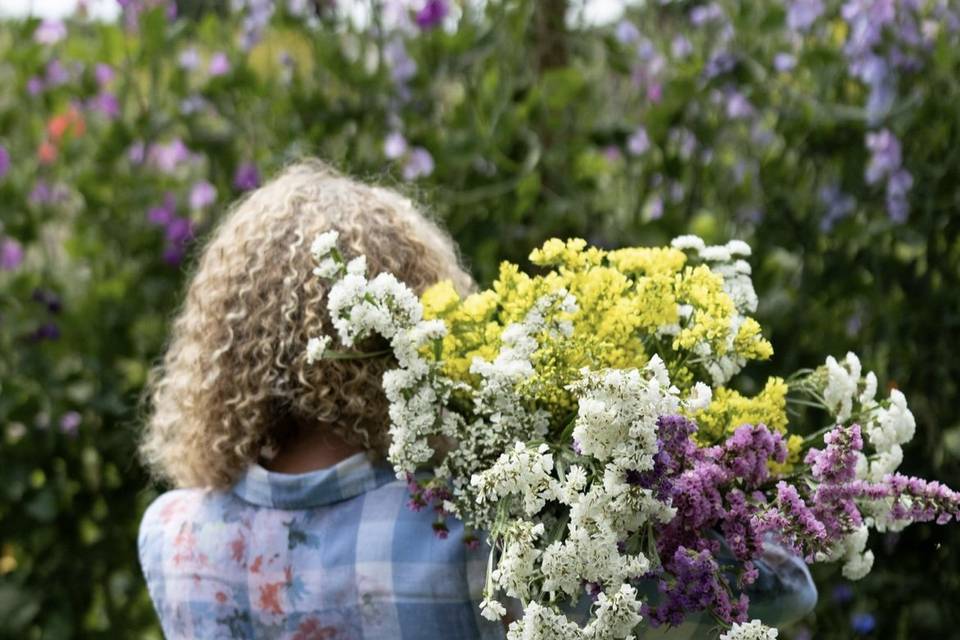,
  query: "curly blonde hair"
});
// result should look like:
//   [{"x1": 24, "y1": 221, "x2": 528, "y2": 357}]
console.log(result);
[{"x1": 140, "y1": 160, "x2": 473, "y2": 489}]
